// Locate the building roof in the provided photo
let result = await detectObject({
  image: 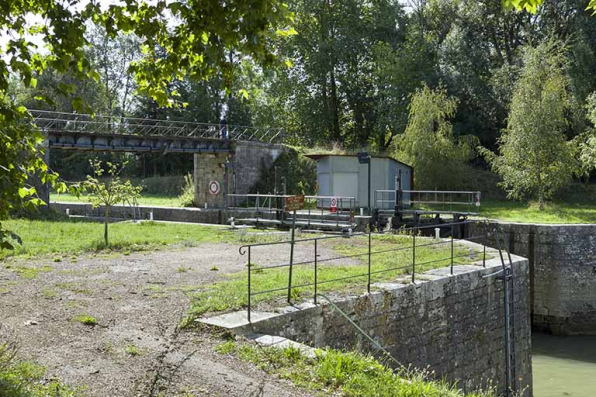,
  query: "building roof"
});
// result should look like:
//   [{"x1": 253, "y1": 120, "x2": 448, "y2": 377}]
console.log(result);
[{"x1": 305, "y1": 153, "x2": 412, "y2": 169}]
